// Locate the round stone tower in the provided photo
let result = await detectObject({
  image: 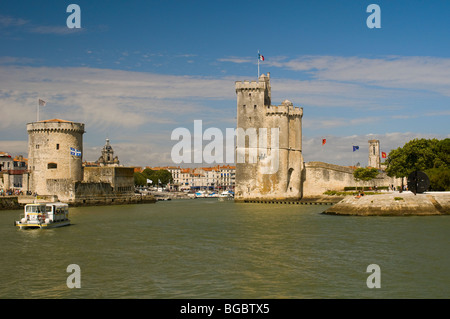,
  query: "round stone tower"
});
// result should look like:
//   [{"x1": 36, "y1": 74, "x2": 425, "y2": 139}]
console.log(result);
[{"x1": 27, "y1": 119, "x2": 85, "y2": 195}]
